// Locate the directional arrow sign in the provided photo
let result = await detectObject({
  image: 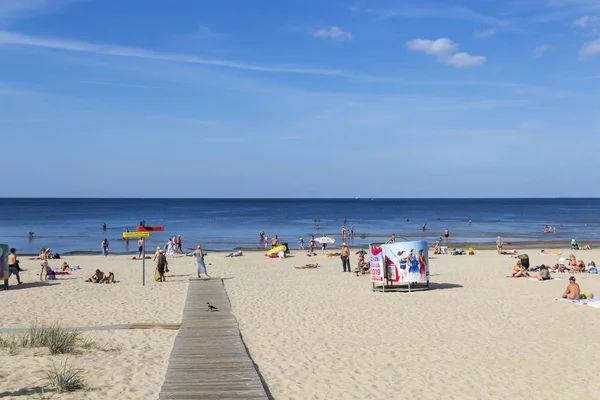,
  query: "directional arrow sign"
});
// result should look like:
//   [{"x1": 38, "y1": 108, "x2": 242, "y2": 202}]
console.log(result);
[{"x1": 123, "y1": 231, "x2": 150, "y2": 238}]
